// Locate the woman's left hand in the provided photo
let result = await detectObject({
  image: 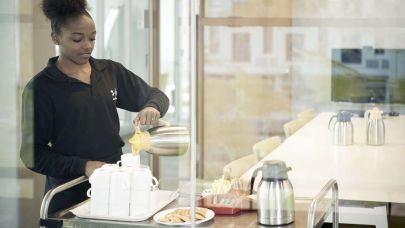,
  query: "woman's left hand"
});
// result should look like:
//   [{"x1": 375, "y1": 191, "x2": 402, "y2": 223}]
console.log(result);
[
  {"x1": 85, "y1": 161, "x2": 106, "y2": 177},
  {"x1": 135, "y1": 107, "x2": 161, "y2": 125}
]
